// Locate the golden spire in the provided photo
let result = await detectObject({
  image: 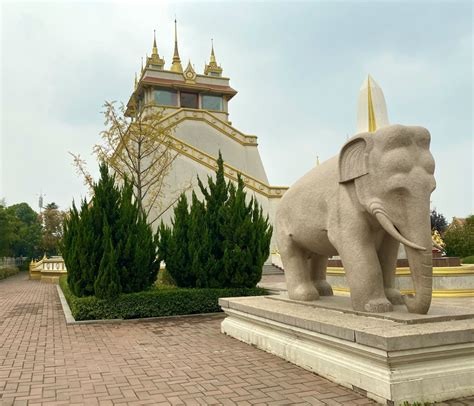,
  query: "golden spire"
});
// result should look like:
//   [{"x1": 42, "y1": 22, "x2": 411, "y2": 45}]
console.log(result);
[
  {"x1": 148, "y1": 29, "x2": 165, "y2": 69},
  {"x1": 134, "y1": 72, "x2": 137, "y2": 90},
  {"x1": 367, "y1": 75, "x2": 377, "y2": 132},
  {"x1": 170, "y1": 19, "x2": 183, "y2": 73},
  {"x1": 152, "y1": 29, "x2": 158, "y2": 55},
  {"x1": 141, "y1": 57, "x2": 144, "y2": 73},
  {"x1": 204, "y1": 38, "x2": 223, "y2": 76},
  {"x1": 210, "y1": 39, "x2": 216, "y2": 64}
]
